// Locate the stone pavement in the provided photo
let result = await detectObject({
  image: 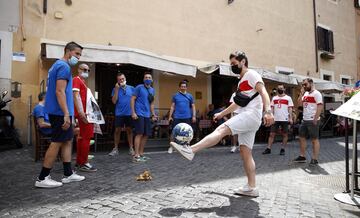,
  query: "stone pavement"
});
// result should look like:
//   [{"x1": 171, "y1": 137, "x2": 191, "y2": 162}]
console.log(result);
[{"x1": 0, "y1": 137, "x2": 359, "y2": 217}]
